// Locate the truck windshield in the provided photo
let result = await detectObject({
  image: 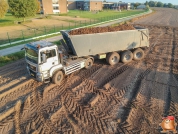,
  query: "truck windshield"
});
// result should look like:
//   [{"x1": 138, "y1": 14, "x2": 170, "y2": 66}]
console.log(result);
[{"x1": 25, "y1": 49, "x2": 38, "y2": 64}]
